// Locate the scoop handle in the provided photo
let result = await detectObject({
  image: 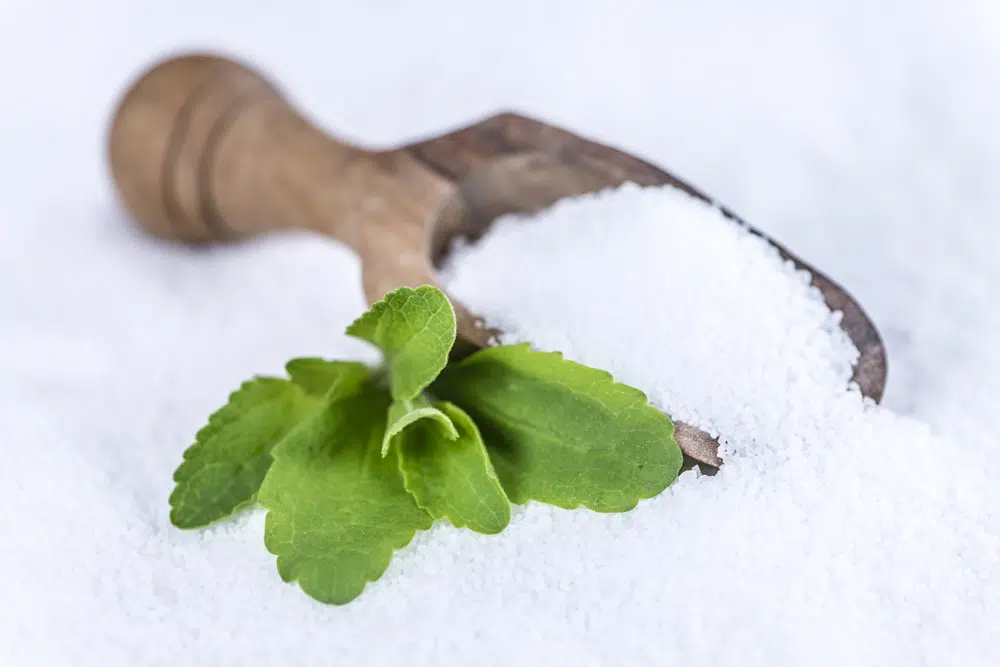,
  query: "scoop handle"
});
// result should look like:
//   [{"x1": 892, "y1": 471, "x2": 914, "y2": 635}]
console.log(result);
[{"x1": 107, "y1": 53, "x2": 397, "y2": 248}]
